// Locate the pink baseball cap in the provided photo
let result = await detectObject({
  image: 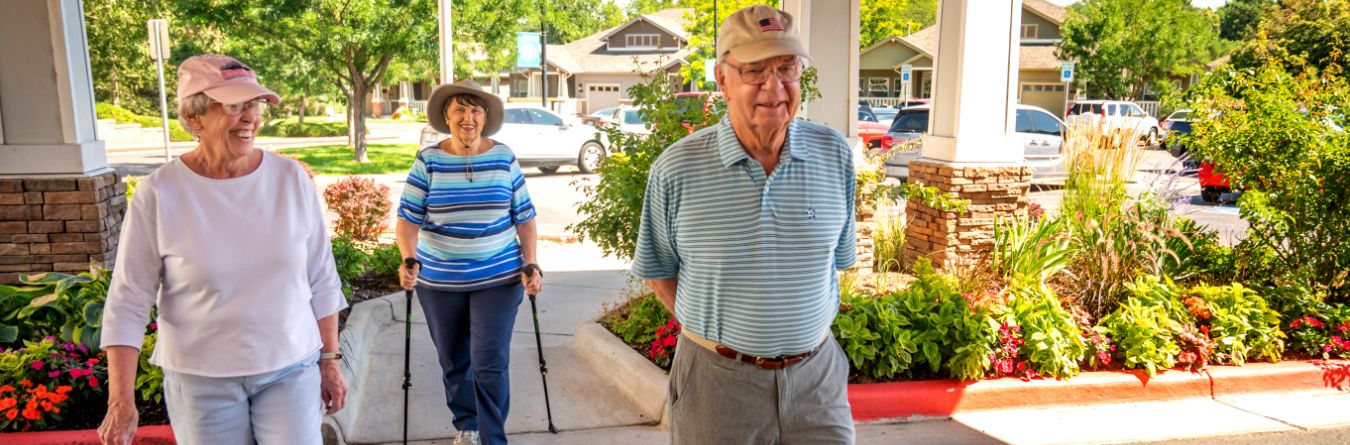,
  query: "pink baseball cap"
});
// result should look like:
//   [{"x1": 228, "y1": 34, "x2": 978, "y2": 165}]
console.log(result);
[{"x1": 176, "y1": 54, "x2": 280, "y2": 105}]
